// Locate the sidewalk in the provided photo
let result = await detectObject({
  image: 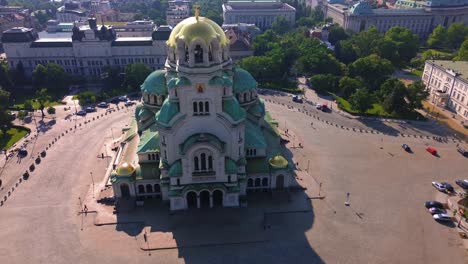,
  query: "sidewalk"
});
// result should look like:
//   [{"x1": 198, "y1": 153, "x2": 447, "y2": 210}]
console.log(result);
[{"x1": 423, "y1": 101, "x2": 467, "y2": 142}]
